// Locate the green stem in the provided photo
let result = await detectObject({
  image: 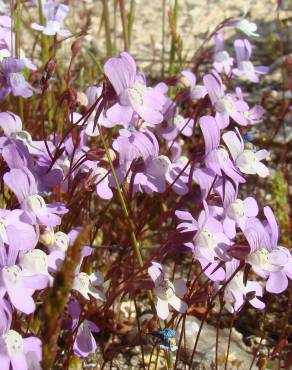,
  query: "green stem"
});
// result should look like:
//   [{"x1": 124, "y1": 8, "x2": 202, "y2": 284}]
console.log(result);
[
  {"x1": 169, "y1": 0, "x2": 179, "y2": 76},
  {"x1": 127, "y1": 0, "x2": 135, "y2": 50},
  {"x1": 118, "y1": 0, "x2": 129, "y2": 51},
  {"x1": 102, "y1": 0, "x2": 112, "y2": 57}
]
